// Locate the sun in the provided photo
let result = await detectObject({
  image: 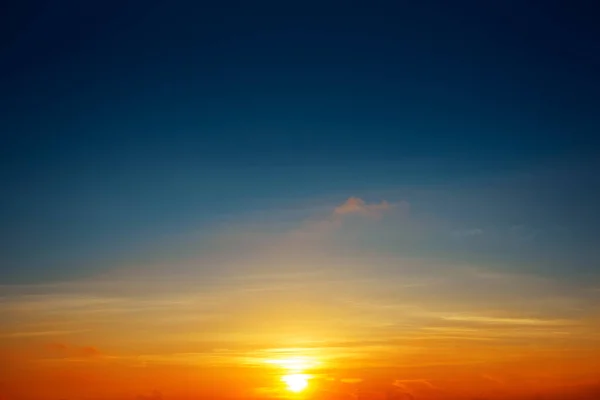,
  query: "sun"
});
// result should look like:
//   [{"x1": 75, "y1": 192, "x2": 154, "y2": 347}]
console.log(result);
[
  {"x1": 263, "y1": 353, "x2": 319, "y2": 394},
  {"x1": 282, "y1": 373, "x2": 309, "y2": 393}
]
